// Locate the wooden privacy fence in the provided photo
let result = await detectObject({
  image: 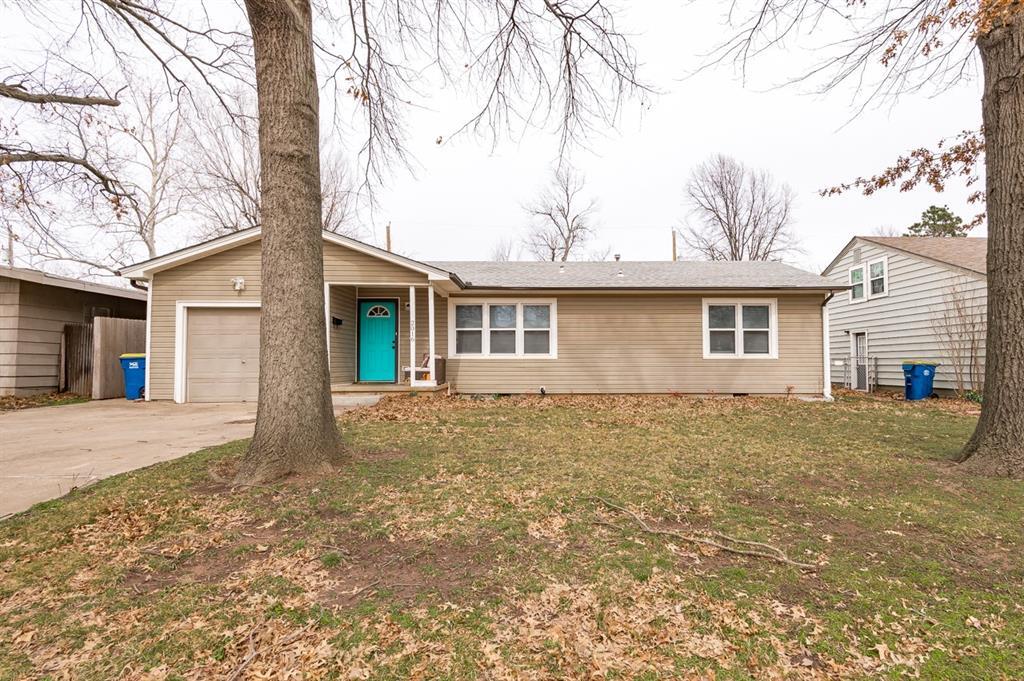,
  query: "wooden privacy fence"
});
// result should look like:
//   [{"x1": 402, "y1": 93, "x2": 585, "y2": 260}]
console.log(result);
[
  {"x1": 92, "y1": 317, "x2": 146, "y2": 399},
  {"x1": 59, "y1": 322, "x2": 93, "y2": 396},
  {"x1": 59, "y1": 317, "x2": 146, "y2": 399}
]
